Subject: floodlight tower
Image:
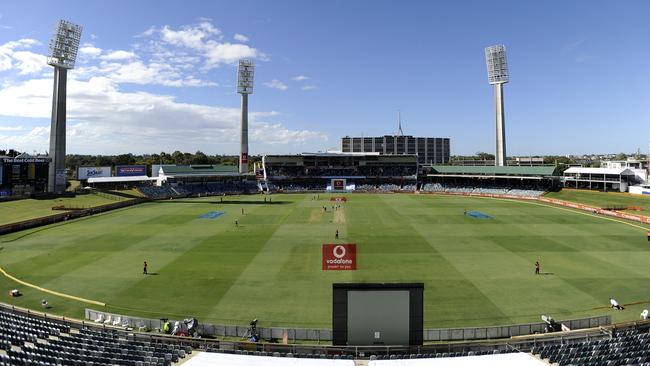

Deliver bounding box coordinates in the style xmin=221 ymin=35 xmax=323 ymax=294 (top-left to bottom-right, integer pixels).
xmin=47 ymin=20 xmax=82 ymax=193
xmin=485 ymin=44 xmax=509 ymax=166
xmin=237 ymin=59 xmax=254 ymax=174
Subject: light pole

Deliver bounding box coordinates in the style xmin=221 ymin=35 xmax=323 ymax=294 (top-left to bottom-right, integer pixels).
xmin=237 ymin=59 xmax=254 ymax=174
xmin=47 ymin=20 xmax=82 ymax=193
xmin=485 ymin=44 xmax=509 ymax=167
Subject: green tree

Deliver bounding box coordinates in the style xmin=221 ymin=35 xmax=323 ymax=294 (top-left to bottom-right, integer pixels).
xmin=543 ymin=156 xmax=573 ymax=165
xmin=475 ymin=152 xmax=495 ymax=160
xmin=191 ymin=151 xmax=210 ymax=164
xmin=115 ymin=153 xmax=135 ymax=165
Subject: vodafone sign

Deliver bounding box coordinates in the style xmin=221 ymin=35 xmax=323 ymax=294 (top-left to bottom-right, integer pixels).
xmin=322 ymin=244 xmax=357 ymax=270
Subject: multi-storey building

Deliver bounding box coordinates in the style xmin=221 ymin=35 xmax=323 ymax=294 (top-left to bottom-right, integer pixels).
xmin=340 ymin=135 xmax=450 ymax=165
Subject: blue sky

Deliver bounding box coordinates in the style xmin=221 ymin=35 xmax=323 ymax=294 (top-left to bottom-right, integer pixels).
xmin=0 ymin=0 xmax=648 ymax=156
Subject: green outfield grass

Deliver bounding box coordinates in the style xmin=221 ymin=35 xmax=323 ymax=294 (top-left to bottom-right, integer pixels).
xmin=1 ymin=193 xmax=649 ymax=330
xmin=0 ymin=192 xmax=135 ymax=226
xmin=546 ymin=189 xmax=650 ymax=217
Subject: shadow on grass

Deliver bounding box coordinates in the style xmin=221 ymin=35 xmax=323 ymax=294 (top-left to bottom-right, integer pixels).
xmin=150 ymin=200 xmax=290 ymax=205
xmin=1 ymin=222 xmax=72 ymax=243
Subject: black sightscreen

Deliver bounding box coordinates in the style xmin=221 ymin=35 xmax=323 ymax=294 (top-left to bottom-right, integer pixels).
xmin=332 ymin=283 xmax=423 ymax=346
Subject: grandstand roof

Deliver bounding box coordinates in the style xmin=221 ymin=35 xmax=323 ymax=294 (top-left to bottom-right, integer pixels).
xmin=160 ymin=164 xmax=239 ymax=177
xmin=428 ymin=165 xmax=557 ymax=176
xmin=267 ymin=152 xmax=412 ymax=157
xmin=563 ymin=167 xmax=635 ymax=175
xmin=87 ymin=176 xmax=156 ymax=183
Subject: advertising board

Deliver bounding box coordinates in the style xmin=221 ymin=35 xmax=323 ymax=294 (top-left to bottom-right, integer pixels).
xmin=323 ymin=244 xmax=356 ymax=270
xmin=116 ymin=165 xmax=146 ymax=177
xmin=331 ymin=179 xmax=346 ymax=191
xmin=77 ymin=166 xmax=111 ymax=180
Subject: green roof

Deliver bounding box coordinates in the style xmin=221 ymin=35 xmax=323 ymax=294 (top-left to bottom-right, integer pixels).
xmin=429 ymin=165 xmax=556 ymax=176
xmin=161 ymin=165 xmax=238 ymax=175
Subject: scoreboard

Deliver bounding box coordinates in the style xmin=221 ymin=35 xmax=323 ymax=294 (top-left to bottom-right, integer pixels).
xmin=331 ymin=179 xmax=346 ymax=191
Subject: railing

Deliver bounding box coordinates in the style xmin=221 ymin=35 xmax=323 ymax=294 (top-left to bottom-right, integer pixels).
xmin=85 ymin=308 xmax=609 ymax=342
xmin=0 ymin=302 xmax=637 ymax=359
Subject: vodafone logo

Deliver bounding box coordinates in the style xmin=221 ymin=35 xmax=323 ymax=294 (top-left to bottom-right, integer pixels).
xmin=323 ymin=244 xmax=356 ymax=270
xmin=333 ymin=245 xmax=346 ymax=258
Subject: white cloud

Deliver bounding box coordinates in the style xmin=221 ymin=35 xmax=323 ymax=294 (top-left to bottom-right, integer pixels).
xmin=203 ymin=41 xmax=257 ymax=67
xmin=0 ymin=125 xmax=23 ymax=131
xmin=156 ymin=21 xmax=260 ymax=68
xmin=0 ymin=51 xmax=13 ymax=71
xmin=250 ymin=122 xmax=327 ymax=144
xmin=161 ymin=21 xmax=221 ymax=49
xmin=0 ymin=77 xmax=326 ymax=154
xmin=301 ymin=85 xmax=317 ymax=91
xmin=264 ymin=79 xmax=288 ymax=91
xmin=28 ymin=126 xmax=49 ymax=137
xmin=233 ymin=33 xmax=249 ymax=42
xmin=96 ymin=60 xmax=215 ymax=87
xmin=12 ymin=51 xmax=47 ymax=75
xmin=0 ymin=126 xmax=49 ymax=149
xmin=100 ymin=50 xmax=136 ymax=61
xmin=138 ymin=26 xmax=156 ymax=38
xmin=292 ymin=75 xmax=310 ymax=81
xmin=73 ymin=40 xmax=214 ymax=87
xmin=0 ymin=39 xmax=39 ymax=72
xmin=79 ymin=45 xmax=102 ymax=58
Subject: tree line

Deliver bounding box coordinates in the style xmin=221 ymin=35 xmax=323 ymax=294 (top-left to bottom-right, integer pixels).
xmin=65 ymin=151 xmax=262 ymax=170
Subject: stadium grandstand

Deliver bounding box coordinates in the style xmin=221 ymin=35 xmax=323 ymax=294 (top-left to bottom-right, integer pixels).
xmin=134 ymin=164 xmax=258 ymax=199
xmin=5 ymin=303 xmax=650 ymax=365
xmin=563 ymin=167 xmax=638 ymax=192
xmin=87 ymin=176 xmax=157 ymax=190
xmin=422 ymin=165 xmax=560 ymax=197
xmin=261 ymin=153 xmax=418 ymax=192
xmin=6 ymin=7 xmax=650 ymax=366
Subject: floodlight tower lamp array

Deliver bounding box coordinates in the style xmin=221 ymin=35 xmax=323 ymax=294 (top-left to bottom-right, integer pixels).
xmin=47 ymin=19 xmax=82 ymax=193
xmin=237 ymin=59 xmax=254 ymax=174
xmin=485 ymin=44 xmax=509 ymax=167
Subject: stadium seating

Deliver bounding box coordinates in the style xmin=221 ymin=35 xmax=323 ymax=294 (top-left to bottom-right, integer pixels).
xmin=532 ymin=328 xmax=650 ymax=366
xmin=138 ymin=181 xmax=259 ymax=199
xmin=365 ymin=352 xmax=546 ymax=365
xmin=266 ymin=182 xmax=279 ymax=192
xmin=183 ymin=352 xmax=356 ymax=365
xmin=420 ymin=183 xmax=545 ymax=197
xmin=278 ymin=183 xmax=327 ymax=192
xmin=402 ymin=184 xmax=417 ymax=192
xmin=5 ymin=302 xmax=650 ymax=366
xmin=346 ymin=183 xmax=415 ymax=192
xmin=0 ymin=308 xmax=184 ymax=365
xmin=138 ymin=185 xmax=179 ymax=199
xmin=376 ymin=183 xmax=401 ymax=192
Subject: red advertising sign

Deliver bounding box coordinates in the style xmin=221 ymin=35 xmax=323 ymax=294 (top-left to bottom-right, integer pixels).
xmin=333 ymin=179 xmax=345 ymax=190
xmin=241 ymin=152 xmax=248 ymax=164
xmin=322 ymin=244 xmax=357 ymax=270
